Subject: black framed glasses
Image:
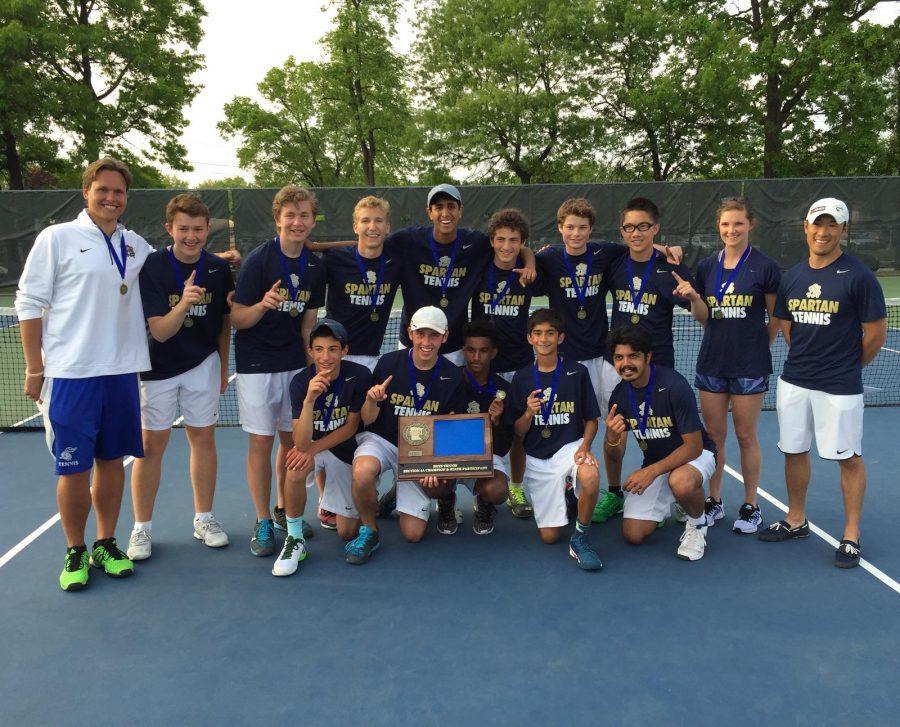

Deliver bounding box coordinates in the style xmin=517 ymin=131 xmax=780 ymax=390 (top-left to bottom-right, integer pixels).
xmin=621 ymin=222 xmax=654 ymax=233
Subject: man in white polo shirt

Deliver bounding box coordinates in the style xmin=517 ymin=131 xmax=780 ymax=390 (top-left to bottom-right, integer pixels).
xmin=16 ymin=157 xmax=153 ymax=591
xmin=761 ymin=198 xmax=886 ymax=568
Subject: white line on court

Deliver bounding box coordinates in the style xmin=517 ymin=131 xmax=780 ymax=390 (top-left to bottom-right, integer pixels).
xmin=0 ymin=374 xmax=235 ymax=570
xmin=724 ymin=464 xmax=900 ymax=596
xmin=882 ymin=347 xmax=900 ymax=354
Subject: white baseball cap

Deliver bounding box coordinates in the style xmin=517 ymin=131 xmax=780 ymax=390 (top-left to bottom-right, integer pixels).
xmin=409 ymin=306 xmax=448 ymax=334
xmin=806 ymin=198 xmax=849 ymax=225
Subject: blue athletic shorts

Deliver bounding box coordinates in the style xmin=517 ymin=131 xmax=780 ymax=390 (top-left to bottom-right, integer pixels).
xmin=45 ymin=374 xmax=143 ymax=475
xmin=694 ymin=373 xmax=768 ymax=396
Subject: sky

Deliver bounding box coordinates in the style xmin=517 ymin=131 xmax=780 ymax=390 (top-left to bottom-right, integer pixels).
xmin=171 ymin=0 xmax=897 ymax=186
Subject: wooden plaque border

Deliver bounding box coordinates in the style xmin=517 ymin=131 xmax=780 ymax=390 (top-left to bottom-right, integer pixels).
xmin=397 ymin=413 xmax=493 ymax=480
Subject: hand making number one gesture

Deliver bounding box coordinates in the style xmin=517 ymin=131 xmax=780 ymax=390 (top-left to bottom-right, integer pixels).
xmin=367 ymin=374 xmax=393 ymax=403
xmin=261 ymin=279 xmax=285 ymax=311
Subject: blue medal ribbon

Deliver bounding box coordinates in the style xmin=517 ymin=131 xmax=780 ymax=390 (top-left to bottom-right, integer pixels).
xmin=625 ymin=250 xmax=656 ymax=316
xmin=464 ymin=369 xmax=497 ymax=399
xmin=354 ymin=249 xmax=386 ymax=313
xmin=167 ymin=247 xmax=206 ymax=291
xmin=428 ymin=231 xmax=460 ymax=303
xmin=626 ymin=364 xmax=656 ymax=441
xmin=312 ymin=365 xmax=343 ymax=431
xmin=532 ymin=356 xmax=563 ymax=427
xmin=487 ymin=259 xmax=519 ymax=315
xmin=99 ymin=226 xmax=127 ymax=284
xmin=276 ymin=236 xmax=308 ymax=305
xmin=714 ymin=245 xmax=751 ymax=305
xmin=407 ymin=351 xmax=443 ymax=413
xmin=562 ymin=248 xmax=594 ymax=313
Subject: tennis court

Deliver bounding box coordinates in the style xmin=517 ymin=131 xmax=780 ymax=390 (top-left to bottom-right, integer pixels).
xmin=1 ymin=301 xmax=900 ymax=724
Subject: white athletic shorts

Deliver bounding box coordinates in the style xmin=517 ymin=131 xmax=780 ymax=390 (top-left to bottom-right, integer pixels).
xmin=355 ymin=431 xmax=432 ymax=522
xmin=524 ymin=439 xmax=590 ymax=529
xmin=776 ymin=378 xmax=863 ymax=460
xmin=140 ymin=352 xmax=220 ymax=430
xmin=396 ymin=341 xmax=464 ymax=366
xmin=458 ymin=454 xmax=509 ymax=493
xmin=236 ymin=369 xmax=301 ymax=435
xmin=344 ymin=354 xmax=378 ymax=372
xmin=580 ymin=356 xmax=620 ymax=417
xmin=310 ymin=450 xmax=357 ymax=518
xmin=623 ymin=449 xmax=716 ymax=522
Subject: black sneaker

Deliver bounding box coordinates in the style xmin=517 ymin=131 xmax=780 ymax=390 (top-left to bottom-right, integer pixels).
xmin=473 ymin=496 xmax=496 ymax=536
xmin=834 ymin=539 xmax=861 ymax=569
xmin=376 ymin=483 xmax=397 ymax=519
xmin=437 ymin=492 xmax=459 ymax=535
xmin=758 ymin=519 xmax=810 ymax=542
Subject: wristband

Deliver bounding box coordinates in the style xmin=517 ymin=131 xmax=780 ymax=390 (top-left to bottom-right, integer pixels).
xmin=605 ymin=434 xmax=623 ymax=447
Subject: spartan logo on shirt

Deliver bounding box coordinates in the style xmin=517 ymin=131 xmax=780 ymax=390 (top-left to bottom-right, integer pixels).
xmin=704 ymin=280 xmax=750 ymax=319
xmin=415 ymin=382 xmax=426 ymax=398
xmin=126 ymin=244 xmax=135 ymax=258
xmin=787 ymin=282 xmax=840 ymax=325
xmin=313 ymin=393 xmax=349 ymax=432
xmin=366 ymin=270 xmax=377 ymax=284
xmin=168 ymin=291 xmax=213 ymax=318
xmin=419 ymin=254 xmax=466 ymax=288
xmin=290 ymin=273 xmax=301 ymax=289
xmin=615 ymin=275 xmax=658 ymax=314
xmin=625 ymin=401 xmax=674 ymax=442
xmin=467 ymin=400 xmax=481 ymax=414
xmin=279 ymin=287 xmax=312 ymax=315
xmin=439 ymin=255 xmax=451 ymax=268
xmin=478 ymin=277 xmax=525 ymax=316
xmin=344 ymin=269 xmax=390 ymax=306
xmin=632 ymin=276 xmax=643 ymax=291
xmin=559 ymin=259 xmax=601 ymax=299
xmin=533 ymin=388 xmax=574 ymax=427
xmin=57 ymin=446 xmax=80 ymax=467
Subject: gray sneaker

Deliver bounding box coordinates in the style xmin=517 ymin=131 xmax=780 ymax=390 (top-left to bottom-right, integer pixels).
xmin=194 ymin=516 xmax=229 ymax=548
xmin=127 ymin=528 xmax=152 ymax=561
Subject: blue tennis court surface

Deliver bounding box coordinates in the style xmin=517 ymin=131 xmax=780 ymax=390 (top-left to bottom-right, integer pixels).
xmin=2 ymin=409 xmax=899 ymax=725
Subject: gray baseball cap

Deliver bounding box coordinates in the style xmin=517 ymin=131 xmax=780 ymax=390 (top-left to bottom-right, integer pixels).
xmin=309 ymin=318 xmax=349 ymax=346
xmin=427 ymin=183 xmax=462 ymax=207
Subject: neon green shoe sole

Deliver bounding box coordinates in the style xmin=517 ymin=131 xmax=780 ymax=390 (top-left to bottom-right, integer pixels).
xmin=506 ymin=485 xmax=533 ymax=519
xmin=592 ymin=491 xmax=624 ymax=523
xmin=60 ymin=548 xmax=90 ymax=591
xmin=90 ymin=539 xmax=134 ymax=578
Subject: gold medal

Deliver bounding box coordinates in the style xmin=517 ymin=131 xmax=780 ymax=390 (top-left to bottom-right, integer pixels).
xmin=713 ymin=309 xmax=724 ymax=319
xmin=541 ymin=427 xmax=552 ymax=438
xmin=119 ymin=283 xmax=128 ymax=295
xmin=289 ymin=308 xmax=300 ymax=318
xmin=439 ymin=296 xmax=449 ymax=308
xmin=638 ymin=439 xmax=648 ymax=451
xmin=631 ymin=314 xmax=640 ymax=324
xmin=577 ymin=308 xmax=587 ymax=320
xmin=183 ymin=317 xmax=194 ymax=328
xmin=370 ymin=310 xmax=379 ymax=322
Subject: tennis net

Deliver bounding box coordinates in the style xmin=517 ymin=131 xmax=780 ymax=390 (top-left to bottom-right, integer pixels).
xmin=2 ymin=302 xmax=899 ymax=430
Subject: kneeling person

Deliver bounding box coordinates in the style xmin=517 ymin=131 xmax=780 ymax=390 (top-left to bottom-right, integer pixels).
xmin=438 ymin=320 xmax=512 ymax=536
xmin=274 ymin=320 xmax=371 ymax=575
xmin=347 ymin=306 xmax=466 ymax=563
xmin=604 ymin=325 xmax=717 ymax=561
xmin=508 ymin=309 xmax=603 ymax=570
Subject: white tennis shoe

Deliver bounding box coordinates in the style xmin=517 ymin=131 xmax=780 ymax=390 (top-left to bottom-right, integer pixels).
xmin=676 ymin=521 xmax=708 ymax=561
xmin=127 ymin=528 xmax=152 ymax=560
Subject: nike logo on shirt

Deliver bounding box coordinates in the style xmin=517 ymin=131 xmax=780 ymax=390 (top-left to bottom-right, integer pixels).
xmin=462 ymin=244 xmax=472 ymax=250
xmin=567 ymin=371 xmax=578 ymax=376
xmin=345 ymin=376 xmax=355 ymax=381
xmin=80 ymin=248 xmax=91 ymax=253
xmin=439 ymin=376 xmax=452 ymax=381
xmin=208 ymin=268 xmax=219 ymax=273
xmin=837 ymin=269 xmax=850 ymax=274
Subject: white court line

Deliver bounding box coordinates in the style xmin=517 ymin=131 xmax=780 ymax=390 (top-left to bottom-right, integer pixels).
xmin=724 ymin=464 xmax=900 ymax=596
xmin=0 ymin=374 xmax=235 ymax=570
xmin=882 ymin=347 xmax=900 ymax=354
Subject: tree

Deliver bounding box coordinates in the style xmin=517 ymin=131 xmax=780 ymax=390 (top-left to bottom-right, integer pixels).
xmin=36 ymin=0 xmax=205 ymax=172
xmin=220 ymin=0 xmax=413 ymax=187
xmin=414 ymin=0 xmax=603 ymax=184
xmin=196 ymin=176 xmax=252 ymax=189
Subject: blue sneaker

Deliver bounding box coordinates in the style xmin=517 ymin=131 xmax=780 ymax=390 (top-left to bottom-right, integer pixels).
xmin=345 ymin=525 xmax=380 ymax=565
xmin=568 ymin=533 xmax=603 ymax=571
xmin=250 ymin=518 xmax=276 ymax=557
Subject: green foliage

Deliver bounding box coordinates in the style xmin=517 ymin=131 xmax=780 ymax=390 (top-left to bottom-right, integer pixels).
xmin=220 ymin=0 xmax=414 ymax=187
xmin=195 ymin=176 xmax=252 ymax=189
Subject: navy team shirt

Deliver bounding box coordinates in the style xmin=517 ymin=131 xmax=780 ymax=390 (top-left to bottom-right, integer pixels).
xmin=460 ymin=368 xmax=513 ymax=457
xmin=608 ymin=364 xmax=716 ymax=469
xmin=366 ymin=349 xmax=467 ymax=446
xmin=323 ymin=242 xmax=402 ymax=357
xmin=774 ymin=253 xmax=886 ymax=395
xmin=289 ymin=360 xmax=371 ymax=465
xmin=695 ymin=248 xmax=781 ymax=379
xmin=470 ymin=258 xmax=543 ymax=373
xmin=507 ymin=357 xmax=600 ymax=459
xmin=232 ymin=238 xmax=326 ymax=373
xmin=139 ymin=248 xmax=234 ymax=381
xmin=537 ymin=243 xmax=628 ymax=361
xmin=604 ymin=253 xmax=692 ymax=368
xmin=392 ymin=226 xmax=492 ymax=353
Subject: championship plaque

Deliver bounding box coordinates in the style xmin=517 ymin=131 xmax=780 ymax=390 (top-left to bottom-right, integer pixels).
xmin=397 ymin=413 xmax=493 ymax=480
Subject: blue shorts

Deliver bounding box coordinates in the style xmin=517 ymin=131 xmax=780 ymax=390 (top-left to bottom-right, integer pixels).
xmin=44 ymin=374 xmax=143 ymax=475
xmin=694 ymin=373 xmax=768 ymax=396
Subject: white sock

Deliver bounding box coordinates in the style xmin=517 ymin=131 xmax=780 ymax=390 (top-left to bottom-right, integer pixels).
xmin=194 ymin=512 xmax=212 ymax=523
xmin=687 ymin=513 xmax=706 ymax=528
xmin=510 ymin=481 xmax=523 ymax=489
xmin=133 ymin=521 xmax=152 ymax=532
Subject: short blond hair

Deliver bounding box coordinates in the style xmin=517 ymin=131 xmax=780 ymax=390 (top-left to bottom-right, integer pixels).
xmin=82 ymin=157 xmax=132 ymax=191
xmin=272 ymin=184 xmax=318 ymax=219
xmin=353 ymin=195 xmax=390 ymax=223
